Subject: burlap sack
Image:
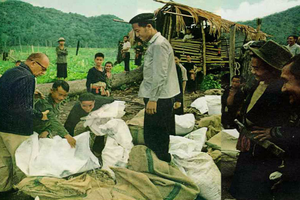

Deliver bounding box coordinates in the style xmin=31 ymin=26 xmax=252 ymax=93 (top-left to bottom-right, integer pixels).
xmin=197 ymin=115 xmax=222 ymax=140
xmin=16 ymin=169 xmax=115 ymax=200
xmin=111 ymin=145 xmax=200 ymax=200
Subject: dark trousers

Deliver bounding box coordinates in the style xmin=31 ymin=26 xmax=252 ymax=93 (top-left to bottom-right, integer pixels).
xmin=230 ymin=151 xmax=280 ymax=200
xmin=124 ymin=52 xmax=130 ymax=72
xmin=57 ymin=63 xmax=67 ymax=78
xmin=174 ymin=92 xmax=184 ymax=115
xmin=143 ymin=98 xmax=175 ymax=162
xmin=92 ymin=135 xmax=105 ymax=155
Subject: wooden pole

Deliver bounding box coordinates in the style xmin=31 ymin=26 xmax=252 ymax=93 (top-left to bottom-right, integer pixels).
xmin=113 ymin=19 xmax=130 ymax=24
xmin=163 ymin=11 xmax=193 ymax=18
xmin=168 ymin=15 xmax=172 ymax=42
xmin=19 ymin=36 xmax=22 ymax=52
xmin=229 ymin=24 xmax=236 ymax=82
xmin=162 ymin=15 xmax=168 ymax=37
xmin=255 ymin=18 xmax=262 ymax=41
xmin=201 ymin=22 xmax=206 ymax=75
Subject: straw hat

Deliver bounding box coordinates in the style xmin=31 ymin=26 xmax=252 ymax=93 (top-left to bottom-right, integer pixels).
xmin=250 ymin=40 xmax=292 ymax=70
xmin=58 ymin=37 xmax=65 ymax=42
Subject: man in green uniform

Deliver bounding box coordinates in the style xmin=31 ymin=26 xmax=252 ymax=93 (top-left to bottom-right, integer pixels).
xmin=34 ymin=80 xmax=76 ymax=147
xmin=56 ymin=37 xmax=68 ymax=79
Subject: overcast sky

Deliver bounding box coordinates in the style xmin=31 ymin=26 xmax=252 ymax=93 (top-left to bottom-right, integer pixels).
xmin=21 ymin=0 xmax=300 ymax=22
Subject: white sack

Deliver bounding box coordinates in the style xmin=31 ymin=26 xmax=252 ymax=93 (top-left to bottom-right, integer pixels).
xmin=170 ymin=135 xmax=221 ymax=200
xmin=184 ymin=127 xmax=207 ymax=150
xmin=84 ymin=103 xmax=134 ymax=178
xmin=97 ymin=119 xmax=134 ymax=175
xmin=175 ymin=113 xmax=195 ymax=135
xmin=191 ymin=97 xmax=208 ymax=114
xmin=205 ymin=95 xmax=221 ymax=115
xmin=126 ymin=109 xmax=144 ymax=127
xmin=16 ymin=132 xmax=100 ymax=178
xmin=207 ymin=129 xmax=240 ymax=153
xmin=84 ymin=101 xmax=126 ymax=135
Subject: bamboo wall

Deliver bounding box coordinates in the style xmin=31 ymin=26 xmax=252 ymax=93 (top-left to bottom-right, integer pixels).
xmin=171 ymin=38 xmax=230 ymax=65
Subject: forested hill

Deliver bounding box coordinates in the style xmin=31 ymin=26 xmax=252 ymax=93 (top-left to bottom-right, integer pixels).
xmin=238 ymin=5 xmax=300 ymax=45
xmin=0 ymin=1 xmax=131 ymax=48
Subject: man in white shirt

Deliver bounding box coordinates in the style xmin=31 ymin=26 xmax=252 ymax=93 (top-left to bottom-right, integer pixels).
xmin=122 ymin=35 xmax=131 ymax=72
xmin=286 ymin=35 xmax=300 ymax=56
xmin=129 ymin=13 xmax=180 ymax=162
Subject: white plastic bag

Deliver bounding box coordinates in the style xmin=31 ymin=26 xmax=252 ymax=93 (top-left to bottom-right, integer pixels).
xmin=205 ymin=95 xmax=221 ymax=115
xmin=191 ymin=97 xmax=208 ymax=114
xmin=175 ymin=113 xmax=195 ymax=135
xmin=84 ymin=101 xmax=126 ymax=136
xmin=16 ymin=132 xmax=100 ymax=178
xmin=207 ymin=129 xmax=240 ymax=152
xmin=169 ymin=135 xmax=221 ymax=200
xmin=184 ymin=127 xmax=207 ymax=150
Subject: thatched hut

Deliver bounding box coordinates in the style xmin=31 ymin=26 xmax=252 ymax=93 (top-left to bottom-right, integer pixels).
xmin=153 ymin=0 xmax=268 ymax=75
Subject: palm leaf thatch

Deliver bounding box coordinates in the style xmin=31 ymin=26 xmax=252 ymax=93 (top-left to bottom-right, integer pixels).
xmin=154 ymin=0 xmax=268 ymax=40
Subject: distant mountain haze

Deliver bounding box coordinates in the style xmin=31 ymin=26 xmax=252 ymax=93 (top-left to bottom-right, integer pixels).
xmin=0 ymin=1 xmax=300 ymax=49
xmin=0 ymin=1 xmax=131 ymax=48
xmin=238 ymin=5 xmax=300 ymax=45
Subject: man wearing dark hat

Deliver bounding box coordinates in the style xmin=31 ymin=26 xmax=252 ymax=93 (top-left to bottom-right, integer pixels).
xmin=129 ymin=13 xmax=180 ymax=162
xmin=230 ymin=40 xmax=293 ymax=200
xmin=250 ymin=54 xmax=300 ymax=199
xmin=56 ymin=37 xmax=68 ymax=80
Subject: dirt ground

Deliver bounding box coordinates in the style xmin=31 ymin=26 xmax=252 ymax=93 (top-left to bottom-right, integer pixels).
xmin=0 ymin=86 xmax=234 ymax=200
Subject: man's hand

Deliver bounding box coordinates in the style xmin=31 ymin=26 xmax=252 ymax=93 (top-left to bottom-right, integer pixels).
xmin=100 ymin=87 xmax=106 ymax=96
xmin=252 ymin=127 xmax=272 ymax=141
xmin=146 ymin=101 xmax=157 ymax=115
xmin=173 ymin=102 xmax=181 ymax=109
xmin=34 ymin=89 xmax=45 ymax=99
xmin=64 ymin=134 xmax=76 ymax=148
xmin=41 ymin=110 xmax=49 ymax=121
xmin=190 ymin=73 xmax=195 ymax=81
xmin=229 ymin=88 xmax=238 ymax=96
xmin=39 ymin=131 xmax=49 ymax=138
xmin=106 ymin=90 xmax=110 ymax=97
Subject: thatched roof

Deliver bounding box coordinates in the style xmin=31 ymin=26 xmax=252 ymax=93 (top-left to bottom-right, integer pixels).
xmin=154 ymin=0 xmax=268 ymax=40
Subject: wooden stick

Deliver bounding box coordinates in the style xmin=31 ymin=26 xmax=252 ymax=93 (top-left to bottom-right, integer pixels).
xmin=201 ymin=23 xmax=206 ymax=75
xmin=168 ymin=14 xmax=172 ymax=42
xmin=163 ymin=11 xmax=194 ymax=18
xmin=113 ymin=19 xmax=130 ymax=24
xmin=229 ymin=25 xmax=236 ymax=81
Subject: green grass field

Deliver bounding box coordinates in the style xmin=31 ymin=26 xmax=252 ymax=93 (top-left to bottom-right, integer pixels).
xmin=0 ymin=46 xmax=138 ymax=84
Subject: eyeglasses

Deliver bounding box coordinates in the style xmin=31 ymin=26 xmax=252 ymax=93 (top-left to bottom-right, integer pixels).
xmin=31 ymin=59 xmax=47 ymax=72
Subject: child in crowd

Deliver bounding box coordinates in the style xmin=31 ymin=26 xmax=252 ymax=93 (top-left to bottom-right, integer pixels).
xmin=104 ymin=61 xmax=113 ymax=93
xmin=221 ymin=75 xmax=245 ymax=128
xmin=184 ymin=55 xmax=198 ymax=94
xmin=134 ymin=41 xmax=144 ymax=67
xmin=86 ymin=53 xmax=111 ymax=97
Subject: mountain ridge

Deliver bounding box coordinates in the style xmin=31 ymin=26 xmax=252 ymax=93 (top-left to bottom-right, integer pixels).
xmin=0 ymin=1 xmax=131 ymax=48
